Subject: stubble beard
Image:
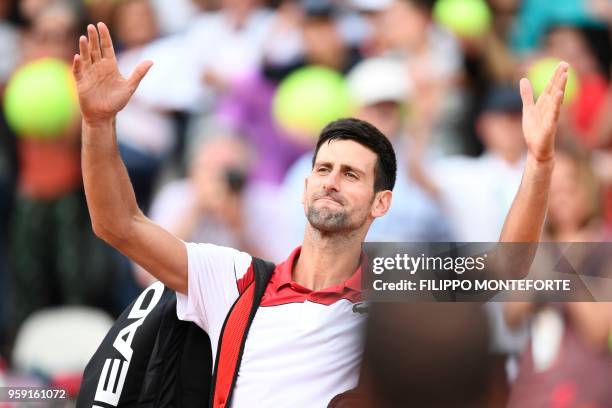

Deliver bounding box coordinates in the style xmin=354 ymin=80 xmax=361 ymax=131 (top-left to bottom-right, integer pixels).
xmin=306 ymin=205 xmax=349 ymax=232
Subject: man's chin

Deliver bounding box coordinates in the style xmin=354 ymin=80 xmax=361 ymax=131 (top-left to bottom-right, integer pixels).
xmin=306 ymin=208 xmax=347 ymax=232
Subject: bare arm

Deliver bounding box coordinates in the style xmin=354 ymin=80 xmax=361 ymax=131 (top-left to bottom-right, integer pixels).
xmin=500 ymin=63 xmax=569 ymax=242
xmin=74 ymin=23 xmax=187 ymax=293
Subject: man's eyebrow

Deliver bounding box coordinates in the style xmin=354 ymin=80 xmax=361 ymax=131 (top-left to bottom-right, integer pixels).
xmin=341 ymin=164 xmax=366 ymax=176
xmin=313 ymin=161 xmax=332 ymax=168
xmin=313 ymin=161 xmax=366 ymax=176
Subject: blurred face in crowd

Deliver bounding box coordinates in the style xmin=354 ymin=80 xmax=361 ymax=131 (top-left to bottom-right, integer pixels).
xmin=220 ymin=0 xmax=260 ymax=23
xmin=115 ymin=0 xmax=158 ymax=48
xmin=19 ymin=0 xmax=50 ymax=21
xmin=357 ymin=102 xmax=402 ymax=138
xmin=477 ymin=112 xmax=525 ymax=163
xmin=379 ymin=0 xmax=430 ymax=51
xmin=303 ymin=140 xmax=388 ymax=234
xmin=303 ymin=17 xmax=345 ymax=70
xmin=24 ymin=4 xmax=78 ymax=61
xmin=545 ymin=26 xmax=598 ymax=76
xmin=548 ymin=152 xmax=597 ymax=235
xmin=190 ymin=136 xmax=250 ymax=213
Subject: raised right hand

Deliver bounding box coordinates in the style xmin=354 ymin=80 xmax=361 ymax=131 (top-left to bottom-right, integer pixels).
xmin=72 ymin=22 xmax=153 ymax=124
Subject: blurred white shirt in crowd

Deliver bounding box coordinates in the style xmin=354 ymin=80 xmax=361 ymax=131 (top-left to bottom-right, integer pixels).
xmin=134 ymin=9 xmax=275 ymax=112
xmin=151 ymin=0 xmax=200 ymax=36
xmin=116 ymin=48 xmax=176 ymax=157
xmin=431 ymin=153 xmax=524 ymax=241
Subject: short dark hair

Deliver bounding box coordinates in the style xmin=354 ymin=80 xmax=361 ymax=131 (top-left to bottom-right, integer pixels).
xmin=312 ymin=118 xmax=397 ymax=192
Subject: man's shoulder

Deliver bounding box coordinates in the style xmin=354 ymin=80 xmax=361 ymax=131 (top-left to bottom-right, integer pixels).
xmin=185 ymin=242 xmax=254 ymax=280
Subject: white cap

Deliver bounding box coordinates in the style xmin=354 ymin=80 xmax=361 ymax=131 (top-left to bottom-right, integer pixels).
xmin=349 ymin=0 xmax=393 ymax=12
xmin=346 ymin=57 xmax=412 ymax=107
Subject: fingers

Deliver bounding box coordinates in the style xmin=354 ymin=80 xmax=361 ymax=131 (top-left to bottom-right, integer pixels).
xmin=78 ymin=35 xmax=90 ymax=68
xmin=542 ymin=62 xmax=569 ymax=99
xmin=554 ymin=62 xmax=569 ymax=93
xmin=127 ymin=60 xmax=154 ymax=92
xmin=550 ymin=72 xmax=568 ymax=122
xmin=541 ymin=63 xmax=561 ymax=97
xmin=519 ymin=78 xmax=534 ymax=109
xmin=87 ymin=24 xmax=102 ymax=63
xmin=72 ymin=54 xmax=82 ymax=80
xmin=97 ymin=22 xmax=116 ymax=60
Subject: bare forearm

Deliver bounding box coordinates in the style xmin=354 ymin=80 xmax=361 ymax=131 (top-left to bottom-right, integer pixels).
xmin=82 ymin=118 xmax=141 ymax=242
xmin=500 ymin=155 xmax=554 ymax=242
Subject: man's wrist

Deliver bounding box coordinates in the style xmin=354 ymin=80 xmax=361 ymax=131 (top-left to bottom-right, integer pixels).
xmin=83 ymin=117 xmax=115 ymax=130
xmin=526 ymin=153 xmax=555 ymax=170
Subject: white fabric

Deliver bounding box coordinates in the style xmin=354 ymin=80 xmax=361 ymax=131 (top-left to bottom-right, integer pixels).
xmin=149 ymin=180 xmax=241 ymax=247
xmin=176 ymin=243 xmax=365 ymax=408
xmin=12 ymin=307 xmax=114 ymax=376
xmin=135 ymin=10 xmax=275 ymax=112
xmin=116 ymin=48 xmax=176 ymax=156
xmin=431 ymin=153 xmax=524 ymax=241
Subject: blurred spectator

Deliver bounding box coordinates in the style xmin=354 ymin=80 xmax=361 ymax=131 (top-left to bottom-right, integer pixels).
xmin=506 ymin=145 xmax=612 ymax=408
xmin=509 ymin=0 xmax=608 ymax=54
xmin=329 ymin=303 xmax=497 ymax=407
xmin=112 ymin=0 xmax=176 ymax=211
xmin=132 ymin=0 xmax=275 ymax=114
xmin=150 ymin=0 xmax=213 ymax=36
xmin=543 ymin=25 xmax=611 ymax=148
xmin=0 ymin=0 xmax=19 ymax=84
xmin=425 ymin=86 xmax=537 ymax=388
xmin=546 ymin=142 xmax=609 ymax=241
xmin=19 ymin=0 xmax=53 ymax=22
xmin=455 ymin=0 xmax=521 ymax=157
xmin=7 ymin=3 xmax=115 ymax=340
xmin=134 ymin=132 xmax=263 ymax=286
xmin=430 ymin=86 xmax=525 ymax=241
xmin=377 ymin=0 xmax=466 ymax=156
xmin=0 ymin=0 xmax=19 ymax=353
xmin=217 ymin=0 xmax=363 ymax=185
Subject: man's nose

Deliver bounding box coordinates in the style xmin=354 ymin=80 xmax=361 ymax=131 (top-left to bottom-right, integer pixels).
xmin=322 ymin=170 xmax=341 ymax=192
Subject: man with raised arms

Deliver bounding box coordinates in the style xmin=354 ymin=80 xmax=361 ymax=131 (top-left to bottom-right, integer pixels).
xmin=73 ymin=22 xmax=568 ymax=407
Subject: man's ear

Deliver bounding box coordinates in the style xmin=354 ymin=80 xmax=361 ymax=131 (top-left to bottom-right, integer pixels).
xmin=371 ymin=190 xmax=392 ymax=218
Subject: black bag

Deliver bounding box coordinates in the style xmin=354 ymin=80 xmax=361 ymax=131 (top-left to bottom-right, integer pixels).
xmin=77 ymin=258 xmax=276 ymax=408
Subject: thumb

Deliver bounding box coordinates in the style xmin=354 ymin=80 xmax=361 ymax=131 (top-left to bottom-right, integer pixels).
xmin=127 ymin=60 xmax=153 ymax=92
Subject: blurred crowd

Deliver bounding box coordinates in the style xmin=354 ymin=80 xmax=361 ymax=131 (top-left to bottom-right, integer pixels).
xmin=0 ymin=0 xmax=611 ymax=405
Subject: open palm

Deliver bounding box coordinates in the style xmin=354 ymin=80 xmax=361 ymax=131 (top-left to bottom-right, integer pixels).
xmin=72 ymin=23 xmax=153 ymax=123
xmin=520 ymin=62 xmax=569 ymax=162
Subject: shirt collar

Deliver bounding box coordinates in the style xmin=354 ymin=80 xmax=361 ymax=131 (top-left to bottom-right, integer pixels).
xmin=272 ymin=246 xmax=363 ymax=294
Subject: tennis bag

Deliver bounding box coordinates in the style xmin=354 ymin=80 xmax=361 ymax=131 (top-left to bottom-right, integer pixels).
xmin=76 ymin=257 xmax=276 ymax=408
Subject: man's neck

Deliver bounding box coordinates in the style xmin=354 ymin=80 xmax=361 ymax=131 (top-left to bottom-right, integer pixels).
xmin=292 ymin=226 xmax=364 ymax=291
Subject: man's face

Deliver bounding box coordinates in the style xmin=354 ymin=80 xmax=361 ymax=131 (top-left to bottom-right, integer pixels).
xmin=303 ymin=139 xmax=390 ymax=233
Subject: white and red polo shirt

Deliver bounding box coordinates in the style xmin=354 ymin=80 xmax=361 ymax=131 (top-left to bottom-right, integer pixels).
xmin=176 ymin=243 xmax=366 ymax=407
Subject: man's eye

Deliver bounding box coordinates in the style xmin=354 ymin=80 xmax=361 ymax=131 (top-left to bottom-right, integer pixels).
xmin=317 ymin=167 xmax=330 ymax=173
xmin=346 ymin=172 xmax=358 ymax=179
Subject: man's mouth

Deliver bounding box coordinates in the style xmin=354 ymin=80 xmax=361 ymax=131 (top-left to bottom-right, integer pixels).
xmin=316 ymin=196 xmax=342 ymax=206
